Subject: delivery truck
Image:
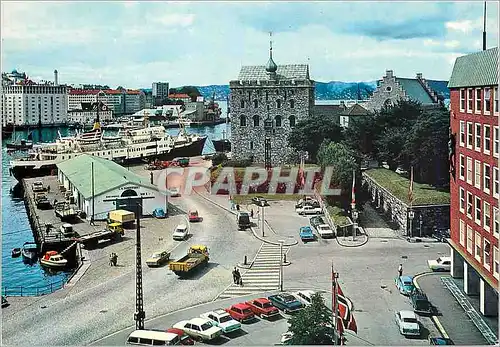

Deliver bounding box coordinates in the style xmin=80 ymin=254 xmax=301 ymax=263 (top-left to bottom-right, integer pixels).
xmin=108 ymin=210 xmax=135 ymax=228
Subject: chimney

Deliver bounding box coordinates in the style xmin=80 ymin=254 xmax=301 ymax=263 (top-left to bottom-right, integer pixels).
xmin=416 ymin=73 xmax=423 ymax=79
xmin=54 ymin=69 xmax=58 ymax=86
xmin=386 ymin=70 xmax=393 ymax=78
xmin=340 ymin=101 xmax=345 ymax=108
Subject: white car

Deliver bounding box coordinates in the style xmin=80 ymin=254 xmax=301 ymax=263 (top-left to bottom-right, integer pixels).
xmin=317 ymin=224 xmax=335 ymax=238
xmin=200 ymin=309 xmax=241 ymax=334
xmin=173 ymin=317 xmax=222 ymax=341
xmin=395 ymin=310 xmax=420 ymax=337
xmin=294 ymin=290 xmax=316 ymax=306
xmin=168 ymin=187 xmax=181 ymax=197
xmin=296 ymin=205 xmax=322 ymax=215
xmin=281 ymin=331 xmax=293 ymax=344
xmin=427 ymin=256 xmax=451 ymax=272
xmin=172 ymin=224 xmax=189 ymax=241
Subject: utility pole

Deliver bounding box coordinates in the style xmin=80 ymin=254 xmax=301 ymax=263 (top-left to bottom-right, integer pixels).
xmin=91 ymin=162 xmax=95 ymax=221
xmin=103 ymin=195 xmax=154 ymax=330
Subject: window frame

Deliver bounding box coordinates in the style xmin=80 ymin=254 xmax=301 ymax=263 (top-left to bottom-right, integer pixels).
xmin=494 ymin=87 xmax=499 ymax=115
xmin=474 ymin=159 xmax=481 ymax=189
xmin=484 ymin=239 xmax=491 ymax=271
xmin=467 ymin=88 xmax=474 ymax=113
xmin=484 ymin=124 xmax=491 ymax=155
xmin=460 ymin=88 xmax=466 ymax=112
xmin=466 ymin=157 xmax=473 ymax=184
xmin=494 ymin=126 xmax=499 ymax=158
xmin=484 ymin=201 xmax=491 ymax=232
xmin=484 ymin=87 xmax=491 ymax=115
xmin=475 ymin=88 xmax=482 ymax=114
xmin=475 ymin=196 xmax=481 ymax=225
xmin=467 ymin=122 xmax=473 ymax=149
xmin=459 ymin=187 xmax=465 ymax=213
xmin=475 ymin=123 xmax=481 ymax=152
xmin=459 ymin=219 xmax=465 ymax=246
xmin=466 ymin=191 xmax=473 ymax=219
xmin=459 ymin=121 xmax=465 ymax=146
xmin=484 ymin=163 xmax=491 ymax=194
xmin=459 ymin=154 xmax=465 ymax=180
xmin=494 ymin=167 xmax=499 ymax=198
xmin=475 ymin=232 xmax=481 ymax=261
xmin=467 ymin=225 xmax=473 ymax=253
xmin=494 ymin=246 xmax=499 ymax=279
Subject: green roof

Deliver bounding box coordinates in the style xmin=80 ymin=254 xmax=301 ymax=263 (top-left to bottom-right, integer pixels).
xmin=56 ymin=154 xmax=156 ymax=199
xmin=395 ymin=78 xmax=434 ymax=104
xmin=448 ymin=47 xmax=498 ymax=88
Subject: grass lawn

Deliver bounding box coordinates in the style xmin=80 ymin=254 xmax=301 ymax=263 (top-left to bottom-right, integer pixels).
xmin=327 ymin=205 xmax=350 ymax=226
xmin=364 ymin=168 xmax=450 ymax=205
xmin=232 ymin=193 xmax=302 ymax=204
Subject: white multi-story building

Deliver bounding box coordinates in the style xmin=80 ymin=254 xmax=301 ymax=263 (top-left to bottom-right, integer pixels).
xmin=68 ymin=89 xmax=100 ymax=110
xmin=1 ymin=84 xmax=68 ymax=126
xmin=67 ymin=102 xmax=113 ymax=124
xmin=152 ymin=82 xmax=169 ymax=98
xmin=68 ymin=89 xmax=144 ymax=115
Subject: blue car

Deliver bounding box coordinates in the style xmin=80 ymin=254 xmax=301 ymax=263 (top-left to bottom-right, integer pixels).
xmin=299 ymin=226 xmax=315 ymax=242
xmin=268 ymin=293 xmax=303 ymax=314
xmin=395 ymin=275 xmax=416 ymax=295
xmin=153 ymin=208 xmax=166 ymax=219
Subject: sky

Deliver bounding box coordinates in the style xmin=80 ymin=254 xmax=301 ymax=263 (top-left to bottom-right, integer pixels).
xmin=1 ymin=1 xmax=499 ymax=89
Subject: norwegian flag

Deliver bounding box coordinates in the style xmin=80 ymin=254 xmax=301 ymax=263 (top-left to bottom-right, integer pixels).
xmin=351 ymin=170 xmax=356 ymax=210
xmin=334 ymin=280 xmax=358 ymax=334
xmin=408 ymin=166 xmax=414 ymax=205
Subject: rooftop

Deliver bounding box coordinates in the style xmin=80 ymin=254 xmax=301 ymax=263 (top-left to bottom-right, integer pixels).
xmin=56 ymin=154 xmax=156 ymax=199
xmin=169 ymin=93 xmax=190 ymax=98
xmin=237 ymin=64 xmax=310 ymax=81
xmin=340 ymin=103 xmax=370 ymax=116
xmin=448 ymin=47 xmax=498 ymax=88
xmin=395 ymin=78 xmax=435 ymax=104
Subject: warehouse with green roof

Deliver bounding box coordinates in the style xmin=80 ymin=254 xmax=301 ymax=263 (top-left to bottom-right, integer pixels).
xmin=56 ymin=154 xmax=164 ymax=220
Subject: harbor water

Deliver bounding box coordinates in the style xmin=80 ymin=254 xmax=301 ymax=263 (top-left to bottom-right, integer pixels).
xmin=1 ymin=120 xmax=231 ymax=294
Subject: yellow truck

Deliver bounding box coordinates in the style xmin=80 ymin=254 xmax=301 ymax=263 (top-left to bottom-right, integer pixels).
xmin=108 ymin=210 xmax=135 ymax=228
xmin=169 ymin=245 xmax=209 ymax=277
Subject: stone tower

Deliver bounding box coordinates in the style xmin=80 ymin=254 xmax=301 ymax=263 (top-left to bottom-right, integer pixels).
xmin=229 ymin=35 xmax=315 ymax=166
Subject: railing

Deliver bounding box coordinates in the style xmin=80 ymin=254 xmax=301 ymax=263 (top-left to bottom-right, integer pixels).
xmin=2 ymin=276 xmax=69 ymax=297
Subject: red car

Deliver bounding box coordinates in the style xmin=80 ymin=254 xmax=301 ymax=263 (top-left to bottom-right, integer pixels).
xmin=189 ymin=210 xmax=202 ymax=222
xmin=246 ymin=298 xmax=280 ymax=318
xmin=225 ymin=303 xmax=255 ymax=323
xmin=166 ymin=328 xmax=195 ymax=345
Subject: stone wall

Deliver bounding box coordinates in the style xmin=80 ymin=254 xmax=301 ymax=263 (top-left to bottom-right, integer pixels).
xmin=229 ymin=79 xmax=314 ymax=165
xmin=363 ymin=172 xmax=450 ymax=236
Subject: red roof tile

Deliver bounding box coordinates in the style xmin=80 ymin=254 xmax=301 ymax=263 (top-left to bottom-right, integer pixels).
xmin=169 ymin=93 xmax=190 ymax=99
xmin=69 ymin=89 xmax=100 ymax=95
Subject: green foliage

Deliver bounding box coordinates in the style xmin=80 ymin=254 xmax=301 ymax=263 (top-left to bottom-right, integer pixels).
xmin=211 ymin=153 xmax=228 ymax=166
xmin=288 ymin=113 xmax=344 ymax=161
xmin=317 ymin=142 xmax=357 ymax=192
xmin=288 ymin=293 xmax=336 ymax=345
xmin=223 ymin=159 xmax=253 ymax=168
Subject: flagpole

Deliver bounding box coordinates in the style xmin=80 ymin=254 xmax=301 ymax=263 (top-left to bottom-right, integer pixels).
xmin=332 ymin=263 xmax=340 ymax=345
xmin=351 ymin=169 xmax=357 ymax=242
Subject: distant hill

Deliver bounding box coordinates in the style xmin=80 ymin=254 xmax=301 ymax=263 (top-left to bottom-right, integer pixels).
xmin=143 ymin=79 xmax=450 ymax=102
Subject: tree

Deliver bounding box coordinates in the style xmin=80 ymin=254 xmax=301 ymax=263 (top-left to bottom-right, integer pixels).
xmin=211 ymin=153 xmax=228 ymax=166
xmin=169 ymin=86 xmax=201 ymax=101
xmin=288 ymin=114 xmax=344 ymax=161
xmin=342 ymin=115 xmax=378 ymax=158
xmin=288 ymin=293 xmax=336 ymax=345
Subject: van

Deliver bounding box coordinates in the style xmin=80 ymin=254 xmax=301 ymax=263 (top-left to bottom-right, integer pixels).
xmin=126 ymin=330 xmax=180 ymax=346
xmin=237 ymin=212 xmax=251 ymax=230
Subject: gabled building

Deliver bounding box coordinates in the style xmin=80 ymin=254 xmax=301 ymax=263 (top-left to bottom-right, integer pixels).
xmin=339 ymin=103 xmax=370 ymax=128
xmin=364 ymin=70 xmax=447 ymax=111
xmin=448 ymin=47 xmax=498 ymax=318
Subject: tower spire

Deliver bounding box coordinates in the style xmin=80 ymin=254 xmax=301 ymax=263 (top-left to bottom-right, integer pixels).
xmin=266 ymin=31 xmax=277 ymax=74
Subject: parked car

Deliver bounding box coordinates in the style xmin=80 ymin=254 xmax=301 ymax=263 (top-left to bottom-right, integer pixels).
xmin=295 ymin=197 xmax=320 ymax=209
xmin=245 ymin=298 xmax=280 ymax=318
xmin=252 ymin=196 xmax=269 ymax=206
xmin=293 ymin=290 xmax=316 ymax=306
xmin=200 ymin=309 xmax=241 ymax=334
xmin=280 ymin=331 xmax=294 ymax=345
xmin=395 ymin=275 xmax=416 ymax=296
xmin=317 ymin=224 xmax=335 ymax=238
xmin=299 ymin=226 xmax=316 ymax=242
xmin=268 ymin=293 xmax=303 ymax=314
xmin=173 ymin=318 xmax=222 ymax=341
xmin=225 ymin=303 xmax=255 ymax=323
xmin=166 ymin=328 xmax=195 ymax=345
xmin=146 ymin=250 xmax=170 ymax=267
xmin=296 ymin=205 xmax=322 ymax=215
xmin=310 ymin=216 xmax=325 ymax=229
xmin=153 ymin=208 xmax=166 ymax=219
xmin=168 ymin=187 xmax=181 ymax=197
xmin=189 ymin=210 xmax=202 ymax=222
xmin=427 ymin=257 xmax=451 ymax=272
xmin=429 ymin=337 xmax=455 ymax=345
xmin=32 ymin=181 xmax=45 ymax=192
xmin=173 ymin=224 xmax=189 ymax=241
xmin=394 ymin=310 xmax=420 ymax=337
xmin=410 ymin=289 xmax=433 ymax=315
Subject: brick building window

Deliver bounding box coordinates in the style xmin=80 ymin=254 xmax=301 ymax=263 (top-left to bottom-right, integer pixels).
xmin=484 ymin=164 xmax=491 ymax=193
xmin=467 ymin=88 xmax=473 ymax=112
xmin=467 ymin=122 xmax=473 ymax=148
xmin=475 ymin=88 xmax=482 ymax=114
xmin=460 ymin=219 xmax=465 ymax=246
xmin=459 ymin=187 xmax=465 ymax=212
xmin=475 ymin=196 xmax=481 ymax=225
xmin=276 ymin=100 xmax=281 ymax=109
xmin=484 ymin=201 xmax=491 ymax=231
xmin=460 ymin=89 xmax=466 ymax=111
xmin=494 ymin=126 xmax=499 ymax=157
xmin=289 ymin=115 xmax=296 ymax=127
xmin=467 ymin=225 xmax=473 ymax=253
xmin=475 ymin=123 xmax=481 ymax=151
xmin=290 ymin=100 xmax=295 ymax=109
xmin=466 ymin=157 xmax=472 ymax=184
xmin=494 ymin=208 xmax=499 ymax=238
xmin=475 ymin=160 xmax=481 ymax=189
xmin=484 ymin=87 xmax=491 ymax=114
xmin=275 ymin=115 xmax=282 ymax=127
xmin=494 ymin=167 xmax=499 ymax=198
xmin=495 ymin=87 xmax=499 ymax=114
xmin=484 ymin=124 xmax=491 ymax=154
xmin=253 ymin=115 xmax=259 ymax=127
xmin=459 ymin=155 xmax=465 ymax=180
xmin=484 ymin=239 xmax=491 ymax=270
xmin=239 ymin=115 xmax=247 ymax=126
xmin=494 ymin=246 xmax=499 ymax=279
xmin=460 ymin=121 xmax=465 ymax=146
xmin=475 ymin=232 xmax=481 ymax=261
xmin=466 ymin=191 xmax=473 ymax=218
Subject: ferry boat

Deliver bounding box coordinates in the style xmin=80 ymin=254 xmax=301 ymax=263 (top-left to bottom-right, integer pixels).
xmin=9 ymin=119 xmax=206 ymax=180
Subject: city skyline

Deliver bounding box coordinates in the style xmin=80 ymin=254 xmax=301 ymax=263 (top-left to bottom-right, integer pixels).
xmin=2 ymin=1 xmax=499 ymax=89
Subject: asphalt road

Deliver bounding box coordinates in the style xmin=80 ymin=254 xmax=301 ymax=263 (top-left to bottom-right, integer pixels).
xmin=2 ymin=192 xmax=262 ymax=345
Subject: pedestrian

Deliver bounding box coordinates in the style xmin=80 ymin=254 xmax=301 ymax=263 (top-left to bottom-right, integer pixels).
xmin=398 ymin=264 xmax=403 ymax=277
xmin=90 ymin=216 xmax=95 ymax=226
xmin=47 ymin=185 xmax=50 ymax=193
xmin=250 ymin=209 xmax=254 ymax=218
xmin=232 ymin=267 xmax=238 ymax=284
xmin=236 ymin=204 xmax=240 ymax=211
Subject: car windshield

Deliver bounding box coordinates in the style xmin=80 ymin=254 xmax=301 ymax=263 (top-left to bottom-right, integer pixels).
xmin=242 ymin=308 xmax=252 ymax=314
xmin=262 ymin=302 xmax=273 ymax=308
xmin=152 ymin=253 xmax=161 ymax=258
xmin=283 ymin=295 xmax=296 ymax=302
xmin=403 ymin=318 xmax=418 ymax=324
xmin=200 ymin=323 xmax=212 ymax=330
xmin=404 ymin=281 xmax=413 ymax=286
xmin=176 ymin=227 xmax=186 ymax=232
xmin=219 ymin=316 xmax=232 ymax=323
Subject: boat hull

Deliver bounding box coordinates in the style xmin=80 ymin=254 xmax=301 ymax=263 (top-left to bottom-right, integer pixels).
xmin=212 ymin=139 xmax=231 ymax=153
xmin=40 ymin=260 xmax=68 ymax=268
xmin=6 ymin=143 xmax=33 ymax=151
xmin=157 ymin=136 xmax=207 ymax=161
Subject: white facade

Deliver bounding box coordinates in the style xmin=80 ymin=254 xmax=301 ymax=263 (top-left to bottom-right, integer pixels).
xmin=124 ymin=93 xmax=144 ymax=114
xmin=152 ymin=82 xmax=169 ymax=98
xmin=68 ymin=92 xmax=98 ymax=110
xmin=67 ymin=109 xmax=113 ymax=124
xmin=1 ymin=84 xmax=68 ymax=126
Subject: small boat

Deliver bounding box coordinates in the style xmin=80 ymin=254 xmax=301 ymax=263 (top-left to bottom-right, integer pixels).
xmin=11 ymin=248 xmax=21 ymax=258
xmin=40 ymin=251 xmax=68 ymax=268
xmin=6 ymin=128 xmax=33 ymax=151
xmin=21 ymin=242 xmax=38 ymax=260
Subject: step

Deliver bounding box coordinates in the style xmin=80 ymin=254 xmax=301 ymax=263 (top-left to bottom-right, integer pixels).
xmin=222 ymin=287 xmax=278 ymax=295
xmin=251 ymin=266 xmax=281 ymax=269
xmin=243 ymin=273 xmax=279 ymax=278
xmin=255 ymin=255 xmax=283 ymax=259
xmin=244 ymin=270 xmax=279 ymax=274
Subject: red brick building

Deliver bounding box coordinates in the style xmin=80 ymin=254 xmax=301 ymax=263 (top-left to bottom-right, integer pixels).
xmin=448 ymin=47 xmax=498 ymax=316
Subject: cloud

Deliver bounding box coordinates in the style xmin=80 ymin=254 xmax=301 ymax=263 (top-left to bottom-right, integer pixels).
xmin=151 ymin=13 xmax=195 ymax=27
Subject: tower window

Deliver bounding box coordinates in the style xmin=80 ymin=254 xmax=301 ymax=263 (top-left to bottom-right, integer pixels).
xmin=250 ymin=141 xmax=254 ymax=150
xmin=265 ymin=91 xmax=269 ymax=101
xmin=240 ymin=100 xmax=245 ymax=108
xmin=277 ymin=100 xmax=281 ymax=109
xmin=254 ymin=100 xmax=258 ymax=108
xmin=289 ymin=115 xmax=296 ymax=127
xmin=240 ymin=115 xmax=247 ymax=126
xmin=290 ymin=100 xmax=294 ymax=109
xmin=275 ymin=115 xmax=282 ymax=127
xmin=253 ymin=115 xmax=260 ymax=127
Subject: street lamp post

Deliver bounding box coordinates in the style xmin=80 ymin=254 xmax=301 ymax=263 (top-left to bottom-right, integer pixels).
xmin=408 ymin=210 xmax=415 ymax=238
xmin=278 ymin=239 xmax=284 ymax=292
xmin=352 ymin=210 xmax=358 ymax=242
xmin=261 ymin=203 xmax=265 ymax=237
xmin=419 ymin=214 xmax=423 ymax=238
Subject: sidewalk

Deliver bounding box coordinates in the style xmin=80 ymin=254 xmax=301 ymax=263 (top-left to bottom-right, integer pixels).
xmin=336 ymin=227 xmax=369 ymax=247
